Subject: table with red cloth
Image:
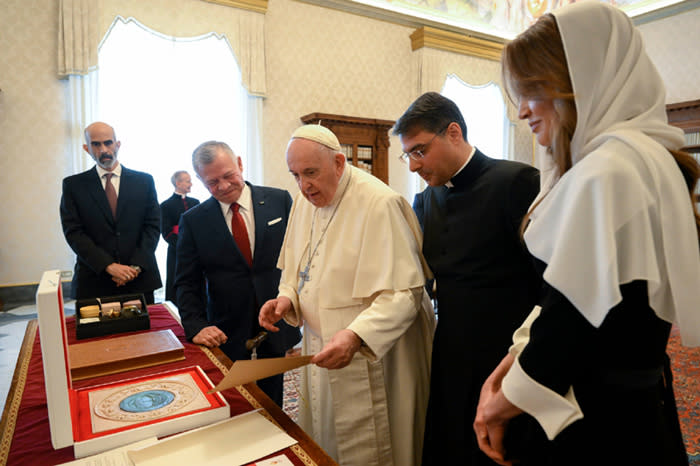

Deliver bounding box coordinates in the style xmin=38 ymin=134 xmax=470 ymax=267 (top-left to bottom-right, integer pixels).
xmin=0 ymin=304 xmax=336 ymax=466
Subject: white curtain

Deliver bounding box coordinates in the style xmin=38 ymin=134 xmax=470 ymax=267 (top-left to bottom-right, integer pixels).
xmin=246 ymin=94 xmax=265 ymax=184
xmin=59 ymin=0 xmax=99 ymax=174
xmin=67 ymin=74 xmax=98 ymax=174
xmin=59 ymin=1 xmax=268 ymax=180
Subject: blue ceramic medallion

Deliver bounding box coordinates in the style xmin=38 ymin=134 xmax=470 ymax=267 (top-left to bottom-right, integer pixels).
xmin=119 ymin=390 xmax=175 ymax=412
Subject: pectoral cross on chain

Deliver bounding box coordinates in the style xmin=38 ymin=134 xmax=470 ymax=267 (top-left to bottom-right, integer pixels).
xmin=298 ymin=264 xmax=311 ymax=294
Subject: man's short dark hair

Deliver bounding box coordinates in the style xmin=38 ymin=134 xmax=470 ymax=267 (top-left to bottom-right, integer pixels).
xmin=393 ymin=92 xmax=468 ymax=141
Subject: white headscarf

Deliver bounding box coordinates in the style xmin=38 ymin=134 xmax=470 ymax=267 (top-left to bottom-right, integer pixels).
xmin=523 ymin=2 xmax=700 ymax=345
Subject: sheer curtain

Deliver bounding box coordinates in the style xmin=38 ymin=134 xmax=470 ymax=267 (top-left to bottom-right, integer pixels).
xmin=97 ymin=16 xmax=251 ymax=201
xmin=441 ymin=74 xmax=514 ymax=160
xmin=97 ymin=17 xmax=255 ymax=290
xmin=58 ymin=0 xmax=99 ymax=174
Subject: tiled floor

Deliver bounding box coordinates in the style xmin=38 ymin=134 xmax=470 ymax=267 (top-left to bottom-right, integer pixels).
xmin=0 ymin=302 xmax=76 ymax=414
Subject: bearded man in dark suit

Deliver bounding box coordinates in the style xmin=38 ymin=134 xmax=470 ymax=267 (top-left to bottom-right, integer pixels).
xmin=60 ymin=122 xmax=161 ymax=303
xmin=160 ymin=170 xmax=199 ymax=304
xmin=175 ymin=141 xmax=301 ymax=405
xmin=394 ymin=92 xmax=541 ymax=466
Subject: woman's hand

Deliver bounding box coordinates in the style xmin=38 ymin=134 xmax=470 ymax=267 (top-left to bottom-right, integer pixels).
xmin=474 ymin=353 xmax=523 ymax=465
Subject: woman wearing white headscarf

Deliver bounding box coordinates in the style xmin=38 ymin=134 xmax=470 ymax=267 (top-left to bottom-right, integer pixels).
xmin=473 ymin=3 xmax=700 ymax=466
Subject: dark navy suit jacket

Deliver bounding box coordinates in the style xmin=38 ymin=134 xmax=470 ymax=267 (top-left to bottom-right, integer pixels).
xmin=60 ymin=166 xmax=162 ymax=300
xmin=174 ymin=182 xmax=301 ymax=362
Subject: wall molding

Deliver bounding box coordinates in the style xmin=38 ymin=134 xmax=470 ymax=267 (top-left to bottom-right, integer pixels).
xmin=410 ymin=27 xmax=503 ymax=61
xmin=201 ymin=0 xmax=267 ymax=14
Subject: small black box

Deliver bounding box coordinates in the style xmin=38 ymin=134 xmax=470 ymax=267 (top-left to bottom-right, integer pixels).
xmin=75 ymin=294 xmax=150 ymax=340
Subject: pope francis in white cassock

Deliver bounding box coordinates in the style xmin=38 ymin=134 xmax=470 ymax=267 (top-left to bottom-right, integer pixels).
xmin=259 ymin=124 xmax=435 ymax=466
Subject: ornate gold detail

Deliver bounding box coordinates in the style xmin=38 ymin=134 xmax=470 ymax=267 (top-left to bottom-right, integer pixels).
xmin=410 ymin=26 xmax=503 ymax=61
xmin=201 ymin=0 xmax=267 ymax=14
xmin=291 ymin=444 xmax=317 ymax=465
xmin=0 ymin=323 xmax=35 ymax=463
xmin=94 ymin=381 xmax=195 ymax=422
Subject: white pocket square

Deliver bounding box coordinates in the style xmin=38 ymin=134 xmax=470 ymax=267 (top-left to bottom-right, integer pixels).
xmin=267 ymin=217 xmax=282 ymax=226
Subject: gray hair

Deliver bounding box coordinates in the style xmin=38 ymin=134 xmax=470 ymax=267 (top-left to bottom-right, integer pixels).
xmin=170 ymin=170 xmax=188 ymax=187
xmin=192 ymin=141 xmax=237 ymax=174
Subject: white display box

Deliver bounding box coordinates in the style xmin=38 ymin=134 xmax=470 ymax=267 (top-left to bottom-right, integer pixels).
xmin=36 ymin=270 xmax=230 ymax=458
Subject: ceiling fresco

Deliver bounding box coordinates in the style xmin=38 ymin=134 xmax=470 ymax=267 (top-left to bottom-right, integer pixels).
xmin=346 ymin=0 xmax=693 ymax=39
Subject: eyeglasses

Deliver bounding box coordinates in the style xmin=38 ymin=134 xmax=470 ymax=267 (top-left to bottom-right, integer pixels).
xmin=399 ymin=126 xmax=447 ymax=163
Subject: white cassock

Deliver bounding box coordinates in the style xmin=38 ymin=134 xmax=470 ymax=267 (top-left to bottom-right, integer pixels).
xmin=277 ymin=165 xmax=435 ymax=466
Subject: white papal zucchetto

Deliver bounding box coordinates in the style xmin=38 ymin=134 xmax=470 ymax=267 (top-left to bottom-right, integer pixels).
xmin=291 ymin=124 xmax=341 ymax=152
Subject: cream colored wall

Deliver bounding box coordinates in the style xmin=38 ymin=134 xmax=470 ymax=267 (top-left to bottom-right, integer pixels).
xmin=263 ymin=0 xmax=416 ymax=196
xmin=1 ymin=0 xmax=698 ymax=285
xmin=0 ymin=0 xmax=73 ymax=286
xmin=638 ymin=7 xmax=700 ymax=104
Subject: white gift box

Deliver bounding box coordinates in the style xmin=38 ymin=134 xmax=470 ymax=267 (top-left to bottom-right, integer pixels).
xmin=36 ymin=270 xmax=230 ymax=458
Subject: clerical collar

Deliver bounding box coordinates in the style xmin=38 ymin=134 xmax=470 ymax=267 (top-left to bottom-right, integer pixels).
xmin=217 ymin=183 xmax=251 ymax=216
xmin=445 ymin=146 xmax=476 ymax=188
xmin=175 ymin=192 xmax=187 ymax=199
xmin=96 ymin=163 xmax=122 ymax=180
xmin=321 ymin=164 xmax=351 ymax=211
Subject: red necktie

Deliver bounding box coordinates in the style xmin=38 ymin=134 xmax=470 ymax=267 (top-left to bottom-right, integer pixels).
xmin=104 ymin=173 xmax=117 ymax=219
xmin=231 ymin=203 xmax=253 ymax=266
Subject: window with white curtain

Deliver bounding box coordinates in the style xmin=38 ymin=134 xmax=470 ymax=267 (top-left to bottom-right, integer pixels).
xmin=97 ymin=17 xmax=247 ymax=202
xmin=97 ymin=18 xmax=247 ymax=291
xmin=441 ymin=74 xmax=513 ymax=159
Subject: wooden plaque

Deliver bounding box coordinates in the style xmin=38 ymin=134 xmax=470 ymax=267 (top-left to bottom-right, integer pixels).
xmin=69 ymin=329 xmax=185 ymax=381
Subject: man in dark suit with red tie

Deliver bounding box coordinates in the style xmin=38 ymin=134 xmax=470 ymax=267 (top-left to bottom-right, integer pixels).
xmin=60 ymin=122 xmax=162 ymax=303
xmin=160 ymin=170 xmax=200 ymax=304
xmin=174 ymin=141 xmax=301 ymax=405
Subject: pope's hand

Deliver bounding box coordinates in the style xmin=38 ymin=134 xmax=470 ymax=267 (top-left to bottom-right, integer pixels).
xmin=192 ymin=325 xmax=228 ymax=348
xmin=311 ymin=329 xmax=362 ymax=370
xmin=259 ymin=297 xmax=292 ymax=332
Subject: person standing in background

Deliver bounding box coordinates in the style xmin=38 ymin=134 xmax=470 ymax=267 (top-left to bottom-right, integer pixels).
xmin=60 ymin=121 xmax=161 ymax=303
xmin=160 ymin=170 xmax=199 ymax=304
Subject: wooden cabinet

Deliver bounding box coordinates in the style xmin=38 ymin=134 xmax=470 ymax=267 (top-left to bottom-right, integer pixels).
xmin=667 ymin=99 xmax=700 ymax=202
xmin=300 ymin=113 xmax=395 ymax=184
xmin=667 ymin=99 xmax=700 ymax=154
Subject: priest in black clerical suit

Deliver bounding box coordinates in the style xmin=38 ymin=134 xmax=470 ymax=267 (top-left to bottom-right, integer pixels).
xmin=160 ymin=170 xmax=199 ymax=304
xmin=394 ymin=93 xmax=541 ymax=465
xmin=174 ymin=141 xmax=300 ymax=406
